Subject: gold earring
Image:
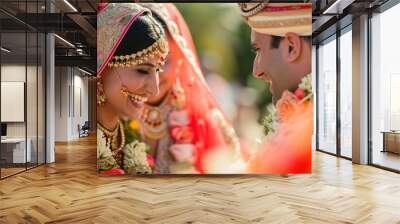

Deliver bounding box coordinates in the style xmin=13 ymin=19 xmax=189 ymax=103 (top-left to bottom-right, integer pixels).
xmin=97 ymin=79 xmax=106 ymax=106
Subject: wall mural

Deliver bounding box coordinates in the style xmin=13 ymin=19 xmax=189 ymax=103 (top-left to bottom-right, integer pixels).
xmin=96 ymin=3 xmax=313 ymax=175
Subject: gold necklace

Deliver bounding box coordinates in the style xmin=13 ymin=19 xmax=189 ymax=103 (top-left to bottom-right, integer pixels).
xmin=140 ymin=107 xmax=170 ymax=140
xmin=98 ymin=121 xmax=125 ymax=152
xmin=140 ymin=79 xmax=185 ymax=141
xmin=140 ymin=94 xmax=172 ymax=140
xmin=98 ymin=122 xmax=119 ymax=138
xmin=115 ymin=121 xmax=126 ymax=152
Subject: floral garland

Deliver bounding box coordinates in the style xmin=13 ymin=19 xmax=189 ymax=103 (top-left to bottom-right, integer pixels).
xmin=167 ymin=78 xmax=198 ymax=173
xmin=98 ymin=120 xmax=155 ymax=175
xmin=262 ymin=74 xmax=312 ymax=136
xmin=122 ymin=119 xmax=155 ymax=174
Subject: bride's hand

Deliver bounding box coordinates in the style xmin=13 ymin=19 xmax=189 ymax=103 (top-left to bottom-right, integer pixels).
xmin=169 ymin=144 xmax=195 ymax=163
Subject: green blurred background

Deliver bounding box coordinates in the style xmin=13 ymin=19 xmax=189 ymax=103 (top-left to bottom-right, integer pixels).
xmin=175 ymin=3 xmax=272 ymax=125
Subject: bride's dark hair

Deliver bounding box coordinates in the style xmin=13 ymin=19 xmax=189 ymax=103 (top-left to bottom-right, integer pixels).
xmin=114 ymin=12 xmax=166 ymax=56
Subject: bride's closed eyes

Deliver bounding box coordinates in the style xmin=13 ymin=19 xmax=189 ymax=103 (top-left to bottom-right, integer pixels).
xmin=137 ymin=68 xmax=150 ymax=75
xmin=136 ymin=67 xmax=164 ymax=75
xmin=135 ymin=63 xmax=157 ymax=75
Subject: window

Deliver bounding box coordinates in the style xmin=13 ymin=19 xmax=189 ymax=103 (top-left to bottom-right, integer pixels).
xmin=317 ymin=36 xmax=337 ymax=154
xmin=0 ymin=0 xmax=47 ymax=179
xmin=371 ymin=2 xmax=400 ymax=171
xmin=339 ymin=28 xmax=352 ymax=158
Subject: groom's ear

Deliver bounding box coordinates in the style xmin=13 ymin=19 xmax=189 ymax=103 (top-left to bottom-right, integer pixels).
xmin=283 ymin=32 xmax=302 ymax=63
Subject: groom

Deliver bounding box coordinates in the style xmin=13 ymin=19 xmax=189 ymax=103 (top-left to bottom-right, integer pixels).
xmin=239 ymin=2 xmax=312 ymax=104
xmin=239 ymin=2 xmax=313 ymax=173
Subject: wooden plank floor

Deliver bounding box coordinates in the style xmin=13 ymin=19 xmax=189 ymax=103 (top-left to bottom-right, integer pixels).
xmin=1 ymin=167 xmax=26 ymax=178
xmin=1 ymin=135 xmax=400 ymax=224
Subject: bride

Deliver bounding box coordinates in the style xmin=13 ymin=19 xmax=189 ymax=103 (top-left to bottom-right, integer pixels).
xmin=96 ymin=3 xmax=168 ymax=174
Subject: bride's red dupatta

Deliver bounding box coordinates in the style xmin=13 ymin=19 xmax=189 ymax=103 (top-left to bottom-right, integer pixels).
xmin=142 ymin=4 xmax=240 ymax=173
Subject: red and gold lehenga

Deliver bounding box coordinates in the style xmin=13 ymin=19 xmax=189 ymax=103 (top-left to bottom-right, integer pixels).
xmin=127 ymin=3 xmax=242 ymax=174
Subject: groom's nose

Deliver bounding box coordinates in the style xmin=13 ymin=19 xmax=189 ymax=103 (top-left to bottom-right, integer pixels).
xmin=253 ymin=55 xmax=264 ymax=78
xmin=252 ymin=58 xmax=264 ymax=78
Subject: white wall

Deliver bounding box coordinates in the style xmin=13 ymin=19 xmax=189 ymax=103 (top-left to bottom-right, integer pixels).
xmin=1 ymin=63 xmax=46 ymax=164
xmin=1 ymin=65 xmax=26 ymax=142
xmin=55 ymin=66 xmax=69 ymax=141
xmin=72 ymin=72 xmax=89 ymax=138
xmin=54 ymin=67 xmax=89 ymax=141
xmin=312 ymin=45 xmax=317 ymax=151
xmin=1 ymin=65 xmax=36 ymax=138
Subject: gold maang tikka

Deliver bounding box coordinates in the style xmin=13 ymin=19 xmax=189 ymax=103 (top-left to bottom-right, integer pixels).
xmin=107 ymin=38 xmax=168 ymax=68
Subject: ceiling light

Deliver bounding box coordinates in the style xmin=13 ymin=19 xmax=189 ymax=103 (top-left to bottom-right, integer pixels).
xmin=1 ymin=47 xmax=11 ymax=53
xmin=78 ymin=67 xmax=93 ymax=76
xmin=76 ymin=48 xmax=85 ymax=55
xmin=54 ymin=34 xmax=75 ymax=48
xmin=63 ymin=0 xmax=78 ymax=12
xmin=323 ymin=0 xmax=343 ymax=15
xmin=323 ymin=0 xmax=354 ymax=15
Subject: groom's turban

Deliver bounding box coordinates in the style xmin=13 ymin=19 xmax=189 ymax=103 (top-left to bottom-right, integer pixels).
xmin=239 ymin=2 xmax=312 ymax=37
